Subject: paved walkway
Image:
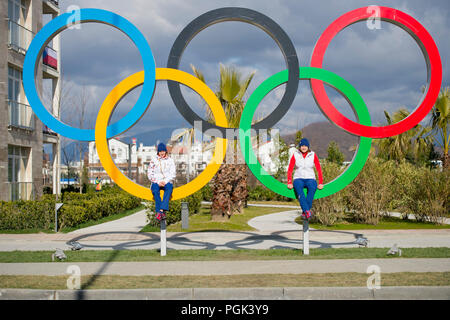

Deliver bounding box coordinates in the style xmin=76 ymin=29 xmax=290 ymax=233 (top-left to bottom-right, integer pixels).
xmin=0 ymin=204 xmax=449 ymax=252
xmin=1 ymin=258 xmax=449 ymax=276
xmin=248 ymin=210 xmax=302 ymax=231
xmin=67 ymin=209 xmax=148 ymax=235
xmin=1 ymin=205 xmax=449 ymax=300
xmin=0 ymin=229 xmax=449 ymax=251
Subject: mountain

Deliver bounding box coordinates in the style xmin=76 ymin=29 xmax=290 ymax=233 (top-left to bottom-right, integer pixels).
xmin=281 ymin=121 xmax=360 ymax=161
xmin=122 ymin=126 xmax=179 ymax=147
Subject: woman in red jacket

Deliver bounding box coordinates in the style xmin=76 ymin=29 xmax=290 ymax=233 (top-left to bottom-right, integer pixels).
xmin=287 ymin=138 xmax=323 ymax=219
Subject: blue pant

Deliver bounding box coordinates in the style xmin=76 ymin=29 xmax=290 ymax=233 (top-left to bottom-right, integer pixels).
xmin=151 ymin=182 xmax=173 ymax=212
xmin=293 ymin=178 xmax=317 ymax=213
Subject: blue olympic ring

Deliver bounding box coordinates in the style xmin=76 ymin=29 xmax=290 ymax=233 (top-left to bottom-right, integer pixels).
xmin=23 ymin=8 xmax=156 ymax=141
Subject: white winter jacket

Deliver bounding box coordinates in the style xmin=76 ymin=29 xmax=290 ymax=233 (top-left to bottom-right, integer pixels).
xmin=287 ymin=150 xmax=323 ymax=184
xmin=147 ymin=155 xmax=176 ymax=184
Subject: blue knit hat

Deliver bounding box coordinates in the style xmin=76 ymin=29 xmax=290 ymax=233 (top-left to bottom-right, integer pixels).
xmin=298 ymin=138 xmax=310 ymax=148
xmin=157 ymin=142 xmax=167 ymax=153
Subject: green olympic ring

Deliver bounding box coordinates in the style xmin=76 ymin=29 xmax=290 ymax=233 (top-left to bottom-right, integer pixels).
xmin=239 ymin=67 xmax=372 ymax=199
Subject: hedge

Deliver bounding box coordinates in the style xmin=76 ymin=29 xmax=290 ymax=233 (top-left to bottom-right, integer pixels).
xmin=0 ymin=195 xmax=55 ymax=230
xmin=247 ymin=185 xmax=294 ymax=202
xmin=0 ymin=187 xmax=141 ymax=231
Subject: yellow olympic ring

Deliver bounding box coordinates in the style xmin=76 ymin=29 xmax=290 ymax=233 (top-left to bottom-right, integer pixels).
xmin=95 ymin=68 xmax=228 ymax=200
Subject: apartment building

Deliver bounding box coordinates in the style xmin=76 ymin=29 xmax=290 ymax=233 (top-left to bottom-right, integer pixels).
xmin=0 ymin=0 xmax=61 ymax=201
xmin=88 ymin=138 xmax=142 ymax=184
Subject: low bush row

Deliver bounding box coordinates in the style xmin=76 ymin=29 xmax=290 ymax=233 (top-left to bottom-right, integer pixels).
xmin=0 ymin=186 xmax=141 ymax=230
xmin=247 ymin=185 xmax=294 ymax=202
xmin=311 ymin=157 xmax=449 ymax=225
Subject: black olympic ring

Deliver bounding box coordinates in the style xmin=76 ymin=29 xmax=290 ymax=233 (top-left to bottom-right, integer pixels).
xmin=167 ymin=7 xmax=299 ymax=138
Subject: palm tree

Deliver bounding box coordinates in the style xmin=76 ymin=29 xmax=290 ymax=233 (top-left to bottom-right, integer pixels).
xmin=191 ymin=63 xmax=255 ymax=221
xmin=429 ymin=87 xmax=449 ymax=168
xmin=376 ymin=108 xmax=432 ymax=164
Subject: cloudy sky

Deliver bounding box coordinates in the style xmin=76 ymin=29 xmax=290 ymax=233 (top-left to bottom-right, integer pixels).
xmin=50 ymin=0 xmax=449 ymax=143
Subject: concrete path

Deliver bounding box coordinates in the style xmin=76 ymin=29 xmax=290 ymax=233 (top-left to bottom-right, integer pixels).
xmin=248 ymin=210 xmax=302 ymax=231
xmin=67 ymin=209 xmax=149 ymax=235
xmin=1 ymin=258 xmax=449 ymax=276
xmin=0 ymin=229 xmax=449 ymax=251
xmin=0 ymin=203 xmax=449 ymax=251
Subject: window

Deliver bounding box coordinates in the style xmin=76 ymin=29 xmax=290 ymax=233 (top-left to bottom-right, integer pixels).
xmin=8 ymin=66 xmax=21 ymax=102
xmin=8 ymin=0 xmax=26 ymax=24
xmin=8 ymin=145 xmax=32 ymax=201
xmin=8 ymin=66 xmax=34 ymax=129
xmin=8 ymin=0 xmax=31 ymax=52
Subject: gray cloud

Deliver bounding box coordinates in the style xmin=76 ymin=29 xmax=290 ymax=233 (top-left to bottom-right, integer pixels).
xmin=55 ymin=0 xmax=449 ymax=136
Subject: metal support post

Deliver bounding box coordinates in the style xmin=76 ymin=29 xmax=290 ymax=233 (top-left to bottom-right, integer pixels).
xmin=303 ymin=218 xmax=309 ymax=255
xmin=181 ymin=202 xmax=189 ymax=229
xmin=160 ymin=219 xmax=167 ymax=256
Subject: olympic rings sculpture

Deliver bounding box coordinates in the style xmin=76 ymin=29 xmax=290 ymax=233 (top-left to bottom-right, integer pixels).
xmin=23 ymin=6 xmax=442 ymax=201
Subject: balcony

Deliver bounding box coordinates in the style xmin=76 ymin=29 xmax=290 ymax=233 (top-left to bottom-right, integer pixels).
xmin=43 ymin=124 xmax=58 ymax=144
xmin=43 ymin=0 xmax=60 ymax=14
xmin=8 ymin=100 xmax=35 ymax=131
xmin=8 ymin=182 xmax=34 ymax=201
xmin=7 ymin=19 xmax=33 ymax=54
xmin=43 ymin=46 xmax=58 ymax=69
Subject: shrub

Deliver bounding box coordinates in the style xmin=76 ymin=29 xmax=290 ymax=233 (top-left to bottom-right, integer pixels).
xmin=310 ymin=162 xmax=347 ymax=226
xmin=346 ymin=157 xmax=395 ymax=224
xmin=201 ymin=184 xmax=213 ymax=201
xmin=58 ymin=205 xmax=88 ymax=229
xmin=0 ymin=197 xmax=55 ymax=230
xmin=397 ymin=166 xmax=449 ymax=224
xmin=247 ymin=185 xmax=265 ymax=201
xmin=389 ymin=160 xmax=419 ymax=218
xmin=0 ymin=187 xmax=141 ymax=231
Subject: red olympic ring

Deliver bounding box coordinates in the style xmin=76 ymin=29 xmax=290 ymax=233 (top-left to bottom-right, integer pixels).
xmin=310 ymin=6 xmax=442 ymax=138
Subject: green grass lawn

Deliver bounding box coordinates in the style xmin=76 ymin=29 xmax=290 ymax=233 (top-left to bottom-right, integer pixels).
xmin=1 ymin=272 xmax=448 ymax=289
xmin=141 ymin=204 xmax=284 ymax=233
xmin=247 ymin=200 xmax=297 ymax=206
xmin=0 ymin=205 xmax=145 ymax=234
xmin=295 ymin=215 xmax=450 ymax=230
xmin=1 ymin=247 xmax=449 ymax=263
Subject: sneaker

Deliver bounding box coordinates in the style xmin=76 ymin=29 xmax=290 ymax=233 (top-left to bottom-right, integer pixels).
xmin=303 ymin=210 xmax=312 ymax=220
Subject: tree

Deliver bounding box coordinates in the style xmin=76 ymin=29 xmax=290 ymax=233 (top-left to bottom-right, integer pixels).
xmin=191 ymin=63 xmax=255 ymax=221
xmin=81 ymin=166 xmax=89 ymax=193
xmin=429 ymin=86 xmax=449 ymax=169
xmin=69 ymin=85 xmax=91 ymax=193
xmin=273 ymin=134 xmax=289 ymax=181
xmin=294 ymin=130 xmax=303 ymax=146
xmin=61 ymin=136 xmax=76 ymax=186
xmin=326 ymin=141 xmax=344 ymax=165
xmin=376 ymin=108 xmax=432 ymax=164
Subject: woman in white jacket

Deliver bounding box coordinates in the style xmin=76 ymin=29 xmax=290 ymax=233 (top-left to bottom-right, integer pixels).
xmin=147 ymin=143 xmax=176 ymax=221
xmin=287 ymin=138 xmax=323 ymax=220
